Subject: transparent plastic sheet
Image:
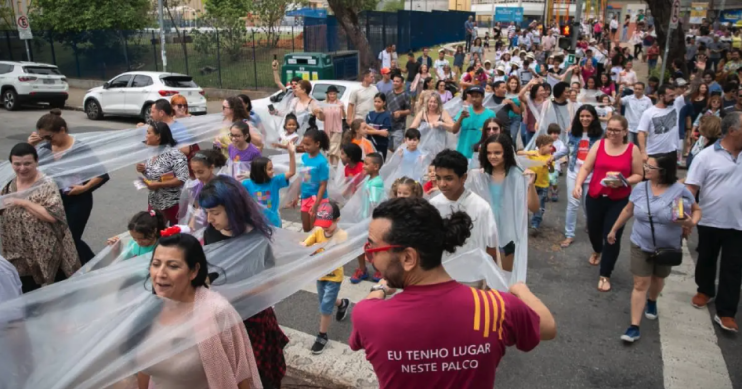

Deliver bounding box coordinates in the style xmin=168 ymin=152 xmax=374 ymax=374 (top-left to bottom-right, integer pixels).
xmin=465 ymin=169 xmax=529 ymax=285
xmin=577 ymin=89 xmax=602 ymax=104
xmin=0 ymin=114 xmax=227 ymax=209
xmin=417 ymin=121 xmax=449 ymax=159
xmin=524 ymin=98 xmax=577 ymax=150
xmin=227 ymin=160 xmax=252 ymax=181
xmin=380 ymin=145 xmax=433 ymax=187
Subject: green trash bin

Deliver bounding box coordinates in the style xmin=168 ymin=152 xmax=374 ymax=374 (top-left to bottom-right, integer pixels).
xmin=281 ymin=53 xmax=335 ymax=85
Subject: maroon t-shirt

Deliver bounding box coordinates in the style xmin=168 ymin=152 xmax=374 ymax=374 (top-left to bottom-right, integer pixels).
xmin=349 ymin=281 xmax=541 ymax=389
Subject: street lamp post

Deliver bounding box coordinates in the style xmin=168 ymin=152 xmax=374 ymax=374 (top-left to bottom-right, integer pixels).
xmin=158 ymin=0 xmax=168 ymax=72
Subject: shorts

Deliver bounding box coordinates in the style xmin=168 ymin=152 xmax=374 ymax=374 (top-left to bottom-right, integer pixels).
xmin=300 ymin=196 xmax=327 ymax=213
xmin=630 ymin=243 xmax=672 ymax=278
xmin=388 ymin=130 xmax=405 ymax=152
xmin=317 ymin=280 xmax=341 ymax=315
xmin=611 ymin=28 xmax=618 ymax=34
xmin=329 ymin=132 xmax=343 ymax=157
xmin=500 ymin=241 xmax=515 ymax=256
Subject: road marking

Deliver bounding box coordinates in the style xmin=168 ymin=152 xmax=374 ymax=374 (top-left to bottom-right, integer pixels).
xmin=659 ymin=242 xmax=733 ymax=389
xmin=281 ymin=325 xmax=378 ymax=388
xmin=300 ymin=275 xmax=375 ymax=304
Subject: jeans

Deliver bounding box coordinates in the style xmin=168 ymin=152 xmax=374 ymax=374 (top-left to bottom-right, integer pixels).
xmin=564 ymin=171 xmax=589 ymax=238
xmin=509 ymin=116 xmax=522 ymax=141
xmin=628 ymin=132 xmax=639 ymax=146
xmin=695 ymin=225 xmax=742 ymax=317
xmin=531 ymin=187 xmax=548 ymax=228
xmin=648 ymin=59 xmax=657 ymax=73
xmin=621 ymin=27 xmax=628 ymax=42
xmin=586 ymin=195 xmax=629 ymax=278
xmin=465 ymin=33 xmax=473 ymax=51
xmin=317 ymin=280 xmax=342 ymax=315
xmin=708 ymin=57 xmax=720 ymax=72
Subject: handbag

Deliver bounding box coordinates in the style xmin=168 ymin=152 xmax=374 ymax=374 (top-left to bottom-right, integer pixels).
xmin=644 ymin=183 xmax=683 ymax=266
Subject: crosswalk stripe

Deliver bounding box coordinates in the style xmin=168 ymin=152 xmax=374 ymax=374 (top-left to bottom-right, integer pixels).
xmin=659 ymin=242 xmax=733 ymax=389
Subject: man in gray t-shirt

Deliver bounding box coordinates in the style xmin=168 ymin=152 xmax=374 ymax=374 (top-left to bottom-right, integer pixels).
xmin=708 ymin=36 xmax=723 ymax=72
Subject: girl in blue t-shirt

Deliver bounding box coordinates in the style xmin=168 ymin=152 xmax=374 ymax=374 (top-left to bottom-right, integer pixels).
xmin=106 ymin=210 xmax=167 ymax=260
xmin=242 ymin=142 xmax=296 ymax=228
xmin=298 ymin=128 xmax=331 ymax=232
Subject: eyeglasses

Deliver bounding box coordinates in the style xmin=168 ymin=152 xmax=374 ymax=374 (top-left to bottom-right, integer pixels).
xmin=643 ymin=163 xmax=662 ymax=171
xmin=606 ymin=128 xmax=624 ymax=133
xmin=229 ymin=133 xmax=243 ymax=138
xmin=364 ymin=241 xmax=403 ymax=262
xmin=175 ymin=104 xmax=187 ymax=109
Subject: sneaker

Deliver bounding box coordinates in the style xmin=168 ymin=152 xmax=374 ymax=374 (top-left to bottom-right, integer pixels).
xmin=350 ymin=268 xmax=368 ymax=284
xmin=691 ymin=293 xmax=714 ymax=309
xmin=372 ymin=271 xmax=383 ymax=282
xmin=551 ymin=196 xmax=559 ymax=202
xmin=311 ymin=333 xmax=328 ymax=355
xmin=714 ymin=315 xmax=739 ymax=333
xmin=336 ymin=298 xmax=350 ymax=322
xmin=620 ymin=325 xmax=641 ymax=343
xmin=645 ymin=300 xmax=658 ymax=320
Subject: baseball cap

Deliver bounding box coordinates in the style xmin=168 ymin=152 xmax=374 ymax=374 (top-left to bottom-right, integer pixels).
xmin=380 ymin=67 xmax=391 ymax=75
xmin=314 ymin=201 xmax=340 ymax=228
xmin=465 ymin=85 xmax=485 ymax=95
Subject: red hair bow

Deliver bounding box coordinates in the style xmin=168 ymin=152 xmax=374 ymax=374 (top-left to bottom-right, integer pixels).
xmin=160 ymin=226 xmax=181 ymax=237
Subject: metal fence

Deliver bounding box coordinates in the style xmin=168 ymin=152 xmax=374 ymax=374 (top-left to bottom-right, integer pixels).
xmin=303 ymin=10 xmax=475 ymax=56
xmin=0 ymin=27 xmax=305 ymax=90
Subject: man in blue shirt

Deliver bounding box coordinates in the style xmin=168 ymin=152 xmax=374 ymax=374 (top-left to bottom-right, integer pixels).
xmin=465 ymin=16 xmax=474 ymax=51
xmin=452 ymin=86 xmax=496 ymax=159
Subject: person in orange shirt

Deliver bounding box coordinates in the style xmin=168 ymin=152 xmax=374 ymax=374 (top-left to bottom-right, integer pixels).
xmin=344 ymin=119 xmax=376 ymax=156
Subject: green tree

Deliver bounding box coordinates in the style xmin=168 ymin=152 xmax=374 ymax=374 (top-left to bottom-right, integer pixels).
xmin=643 ymin=1 xmax=687 ymax=80
xmin=247 ymin=0 xmax=306 ymax=48
xmin=30 ymin=0 xmax=151 ymax=36
xmin=203 ymin=0 xmax=248 ymax=61
xmin=0 ymin=1 xmax=15 ymax=30
xmin=327 ymin=0 xmax=379 ymax=72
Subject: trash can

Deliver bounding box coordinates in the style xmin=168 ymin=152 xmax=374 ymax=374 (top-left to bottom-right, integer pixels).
xmin=282 ymin=53 xmax=335 ymax=84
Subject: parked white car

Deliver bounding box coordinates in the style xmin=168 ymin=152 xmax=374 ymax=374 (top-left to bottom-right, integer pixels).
xmin=83 ymin=71 xmax=207 ymax=121
xmin=251 ymin=80 xmax=361 ymax=128
xmin=0 ymin=61 xmax=69 ymax=110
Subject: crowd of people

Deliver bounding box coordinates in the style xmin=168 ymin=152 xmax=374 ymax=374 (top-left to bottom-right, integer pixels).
xmin=1 ymin=13 xmax=741 ymax=389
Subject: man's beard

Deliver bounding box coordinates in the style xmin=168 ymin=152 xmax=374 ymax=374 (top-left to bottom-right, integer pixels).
xmin=384 ymin=255 xmax=406 ymax=289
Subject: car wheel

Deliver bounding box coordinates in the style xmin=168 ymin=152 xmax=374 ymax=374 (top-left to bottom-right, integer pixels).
xmin=142 ymin=104 xmax=153 ymax=122
xmin=85 ymin=99 xmax=103 ymax=120
xmin=50 ymin=99 xmax=65 ymax=109
xmin=3 ymin=89 xmax=18 ymax=111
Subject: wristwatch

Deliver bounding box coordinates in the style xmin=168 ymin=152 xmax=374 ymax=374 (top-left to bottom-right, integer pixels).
xmin=370 ymin=284 xmax=389 ymax=298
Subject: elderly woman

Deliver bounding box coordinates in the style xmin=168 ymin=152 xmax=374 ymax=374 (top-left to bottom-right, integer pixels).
xmin=136 ymin=232 xmax=262 ymax=388
xmin=1 ymin=143 xmax=79 ymax=293
xmin=199 ymin=176 xmax=287 ymax=389
xmin=136 ymin=122 xmax=190 ymax=226
xmin=574 ymin=115 xmax=644 ymax=292
xmin=607 ymin=152 xmax=700 ymax=343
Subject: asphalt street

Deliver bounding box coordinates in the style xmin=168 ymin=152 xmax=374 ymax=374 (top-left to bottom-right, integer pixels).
xmin=1 ymin=106 xmax=741 ymax=389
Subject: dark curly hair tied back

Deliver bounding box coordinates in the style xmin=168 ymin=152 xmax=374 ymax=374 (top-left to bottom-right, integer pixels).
xmin=372 ymin=197 xmax=472 ymax=270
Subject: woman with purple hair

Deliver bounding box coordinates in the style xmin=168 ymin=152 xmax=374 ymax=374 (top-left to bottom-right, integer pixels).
xmin=198 ymin=176 xmax=287 ymax=389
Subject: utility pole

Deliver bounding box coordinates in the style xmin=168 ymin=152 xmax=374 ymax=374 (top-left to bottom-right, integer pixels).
xmin=571 ymin=0 xmax=583 ymax=51
xmin=491 ymin=0 xmax=495 ymax=29
xmin=158 ymin=0 xmax=168 ymax=72
xmin=660 ymin=0 xmax=680 ymax=86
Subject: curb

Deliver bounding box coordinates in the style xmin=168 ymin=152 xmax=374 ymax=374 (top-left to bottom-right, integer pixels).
xmin=65 ymin=105 xmax=84 ymax=112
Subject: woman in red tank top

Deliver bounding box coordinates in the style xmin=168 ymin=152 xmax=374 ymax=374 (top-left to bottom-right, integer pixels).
xmin=573 ymin=115 xmax=644 ymax=292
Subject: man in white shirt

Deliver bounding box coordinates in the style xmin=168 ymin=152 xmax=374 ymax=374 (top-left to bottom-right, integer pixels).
xmin=618 ymin=61 xmax=638 ymax=86
xmin=616 ymin=82 xmax=653 ymax=145
xmin=347 ymin=70 xmax=379 ymax=124
xmin=636 ymin=84 xmax=679 ymax=160
xmin=429 ymin=150 xmax=499 ymax=265
xmin=686 ymin=112 xmax=742 ymax=333
xmin=378 ymin=45 xmax=393 ymax=70
xmin=433 ymin=49 xmax=450 ymax=80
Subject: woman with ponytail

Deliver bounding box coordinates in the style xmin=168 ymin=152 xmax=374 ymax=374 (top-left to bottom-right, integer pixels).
xmin=349 ymin=197 xmax=557 ymax=389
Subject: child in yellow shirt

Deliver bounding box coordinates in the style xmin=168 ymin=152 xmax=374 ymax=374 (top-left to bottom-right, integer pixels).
xmin=519 ymin=135 xmax=554 ymax=232
xmin=301 ymin=200 xmax=350 ymax=355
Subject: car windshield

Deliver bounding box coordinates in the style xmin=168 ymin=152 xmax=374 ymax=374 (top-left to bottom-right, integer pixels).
xmin=161 ymin=76 xmax=198 ymax=88
xmin=23 ymin=66 xmax=61 ymax=75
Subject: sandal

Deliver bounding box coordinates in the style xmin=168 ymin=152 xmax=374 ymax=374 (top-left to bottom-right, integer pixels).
xmin=597 ymin=277 xmax=611 ymax=292
xmin=589 ymin=252 xmax=601 ymax=266
xmin=560 ymin=238 xmax=574 ymax=248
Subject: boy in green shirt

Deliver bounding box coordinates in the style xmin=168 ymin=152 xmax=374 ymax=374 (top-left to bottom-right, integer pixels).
xmin=350 ymin=152 xmax=386 ymax=284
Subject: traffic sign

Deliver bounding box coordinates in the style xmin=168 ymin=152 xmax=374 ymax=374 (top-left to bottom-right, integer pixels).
xmin=16 ymin=14 xmax=33 ymax=40
xmin=670 ymin=0 xmax=681 ymax=29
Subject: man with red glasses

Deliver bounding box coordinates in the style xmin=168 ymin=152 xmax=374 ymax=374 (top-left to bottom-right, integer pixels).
xmin=350 ymin=197 xmax=556 ymax=389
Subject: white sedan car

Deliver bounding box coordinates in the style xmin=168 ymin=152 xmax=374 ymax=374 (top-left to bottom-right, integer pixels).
xmin=83 ymin=71 xmax=207 ymax=121
xmin=251 ymin=80 xmax=362 ymax=132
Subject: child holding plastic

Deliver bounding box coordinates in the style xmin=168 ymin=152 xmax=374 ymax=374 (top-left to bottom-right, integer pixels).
xmin=518 ymin=134 xmax=554 ymax=232
xmin=340 ymin=143 xmax=365 ymax=196
xmin=243 ymin=142 xmax=296 ymax=228
xmin=547 ymin=124 xmax=567 ymax=202
xmin=298 ymin=128 xmax=331 ymax=232
xmin=106 ymin=210 xmax=167 ymax=260
xmin=422 ymin=163 xmax=439 ymax=197
xmin=181 ymin=149 xmax=227 ymax=230
xmin=301 ymin=201 xmax=350 ymax=355
xmin=396 ymin=128 xmax=424 ymax=182
xmin=344 ymin=119 xmax=375 ymax=156
xmin=227 ymin=121 xmax=261 ymax=179
xmin=350 ymin=152 xmax=385 ymax=283
xmin=272 ymin=113 xmax=301 ymax=150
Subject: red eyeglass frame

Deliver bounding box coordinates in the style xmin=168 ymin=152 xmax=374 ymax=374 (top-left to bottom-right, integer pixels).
xmin=363 ymin=242 xmax=403 ymax=262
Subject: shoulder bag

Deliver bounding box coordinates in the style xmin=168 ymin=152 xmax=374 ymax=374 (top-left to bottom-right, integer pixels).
xmin=644 ymin=183 xmax=683 ymax=266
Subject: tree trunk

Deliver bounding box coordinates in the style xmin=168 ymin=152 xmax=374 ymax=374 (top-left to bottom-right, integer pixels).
xmin=645 ymin=0 xmax=687 ymax=80
xmin=327 ymin=0 xmax=375 ymax=75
